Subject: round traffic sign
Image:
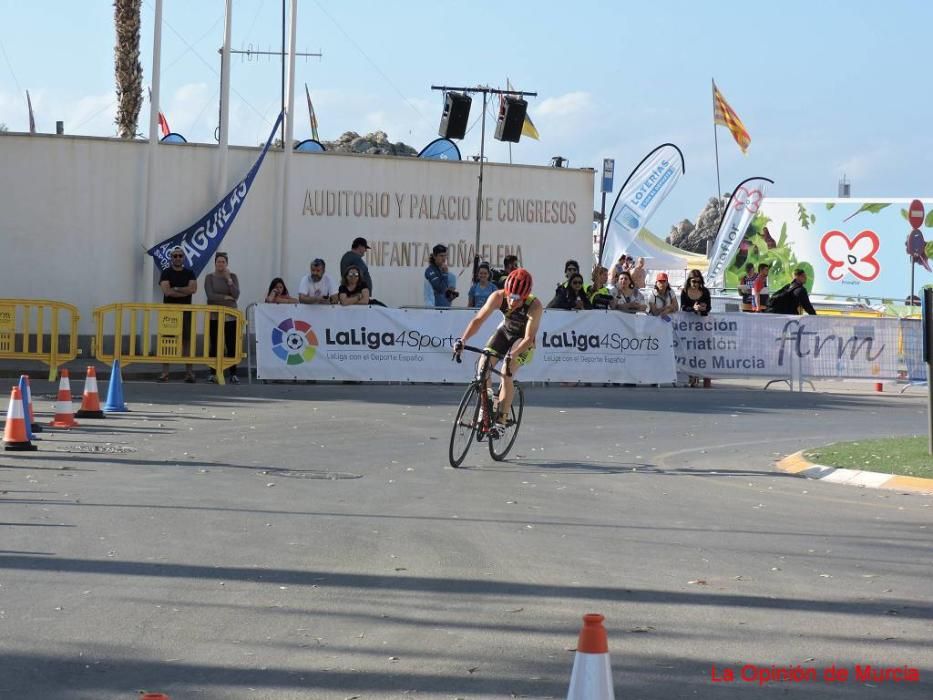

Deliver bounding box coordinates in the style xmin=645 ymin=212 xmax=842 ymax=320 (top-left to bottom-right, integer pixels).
xmin=908 ymin=199 xmax=925 ymax=229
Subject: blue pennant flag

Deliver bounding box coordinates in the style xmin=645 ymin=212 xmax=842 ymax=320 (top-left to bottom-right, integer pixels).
xmin=418 ymin=138 xmax=461 ymax=161
xmin=148 ymin=112 xmax=284 ymax=276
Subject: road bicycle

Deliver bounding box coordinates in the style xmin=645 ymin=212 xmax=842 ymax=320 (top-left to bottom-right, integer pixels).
xmin=449 ymin=344 xmax=524 ymax=468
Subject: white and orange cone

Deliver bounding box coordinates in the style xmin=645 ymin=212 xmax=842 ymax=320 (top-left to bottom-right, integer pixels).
xmin=75 ymin=366 xmax=105 ymax=419
xmin=566 ymin=613 xmax=615 ymax=700
xmin=49 ymin=369 xmax=79 ymax=428
xmin=3 ymin=387 xmax=38 ymax=451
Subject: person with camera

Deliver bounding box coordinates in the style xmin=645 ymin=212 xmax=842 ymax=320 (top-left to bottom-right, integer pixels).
xmin=425 ymin=244 xmax=459 ymax=307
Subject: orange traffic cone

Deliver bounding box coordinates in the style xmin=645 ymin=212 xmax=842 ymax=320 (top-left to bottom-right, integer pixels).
xmin=566 ymin=613 xmax=615 ymax=700
xmin=4 ymin=387 xmax=38 ymax=451
xmin=75 ymin=366 xmax=105 ymax=419
xmin=49 ymin=369 xmax=79 ymax=428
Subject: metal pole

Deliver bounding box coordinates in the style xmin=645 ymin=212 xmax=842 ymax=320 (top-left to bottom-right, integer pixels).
xmin=598 ymin=191 xmax=607 ymax=262
xmin=280 ymin=0 xmax=286 ymax=146
xmin=140 ymin=0 xmax=163 ymax=305
xmin=473 ymin=90 xmax=487 ymax=283
xmin=911 ymin=260 xmax=916 ymax=308
xmin=712 ymin=79 xmax=722 ymax=200
xmin=217 ymin=0 xmax=232 ymax=198
xmin=279 ymin=0 xmax=298 ymax=281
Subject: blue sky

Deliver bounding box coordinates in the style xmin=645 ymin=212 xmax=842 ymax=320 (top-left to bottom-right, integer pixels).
xmin=2 ymin=0 xmax=931 ymax=236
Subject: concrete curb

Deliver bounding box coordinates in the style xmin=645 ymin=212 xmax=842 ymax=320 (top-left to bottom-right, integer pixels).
xmin=776 ymin=451 xmax=933 ymax=495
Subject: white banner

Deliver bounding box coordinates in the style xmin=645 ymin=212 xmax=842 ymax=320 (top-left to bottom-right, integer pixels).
xmin=602 ymin=144 xmax=684 ymax=268
xmin=671 ymin=312 xmax=901 ymax=379
xmin=254 ymin=305 xmax=677 ymax=384
xmin=707 ymin=178 xmax=772 ymax=289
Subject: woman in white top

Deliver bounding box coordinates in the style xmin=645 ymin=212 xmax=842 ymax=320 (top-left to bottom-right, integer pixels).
xmin=615 ymin=271 xmax=646 ymax=313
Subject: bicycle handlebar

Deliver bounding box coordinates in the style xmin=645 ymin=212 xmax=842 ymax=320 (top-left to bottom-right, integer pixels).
xmin=453 ymin=344 xmax=512 ymax=377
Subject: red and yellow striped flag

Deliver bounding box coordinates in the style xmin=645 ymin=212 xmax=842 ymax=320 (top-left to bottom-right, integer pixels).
xmin=712 ymin=80 xmax=750 ymax=154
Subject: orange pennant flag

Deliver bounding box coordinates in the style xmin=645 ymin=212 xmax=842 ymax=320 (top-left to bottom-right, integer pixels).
xmin=712 ymin=80 xmax=750 ymax=154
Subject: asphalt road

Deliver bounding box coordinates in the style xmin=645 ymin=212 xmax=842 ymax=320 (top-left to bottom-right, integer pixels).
xmin=1 ymin=379 xmax=931 ymax=699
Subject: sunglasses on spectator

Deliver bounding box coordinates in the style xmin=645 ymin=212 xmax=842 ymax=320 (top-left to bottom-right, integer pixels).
xmin=571 ymin=281 xmax=583 ymax=286
xmin=347 ymin=271 xmax=359 ymax=277
xmin=171 ymin=254 xmax=184 ymax=259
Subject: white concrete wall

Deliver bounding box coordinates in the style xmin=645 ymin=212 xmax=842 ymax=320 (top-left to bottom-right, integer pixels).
xmin=0 ymin=132 xmax=593 ymax=333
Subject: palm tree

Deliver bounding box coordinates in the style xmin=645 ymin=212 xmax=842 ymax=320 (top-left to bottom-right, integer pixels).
xmin=114 ymin=0 xmax=143 ymax=139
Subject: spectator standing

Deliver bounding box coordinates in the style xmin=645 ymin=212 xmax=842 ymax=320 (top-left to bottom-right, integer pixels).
xmin=646 ymin=272 xmax=678 ymax=317
xmin=548 ymin=273 xmax=592 ymax=310
xmin=738 ymin=263 xmax=758 ymax=312
xmin=298 ymin=258 xmax=337 ymax=304
xmin=158 ymin=246 xmax=197 ymax=383
xmin=494 ymin=255 xmax=519 ymax=289
xmin=468 ymin=263 xmax=497 ymax=308
xmin=203 ymin=252 xmax=241 ymax=384
xmin=631 ymin=257 xmax=647 ymax=289
xmin=615 ymin=271 xmax=646 ymax=313
xmin=425 ymin=244 xmax=459 ymax=307
xmin=681 ymin=270 xmax=712 ymax=387
xmin=752 ymin=263 xmax=770 ymax=312
xmin=770 ymin=268 xmax=817 ymax=315
xmin=339 ymin=265 xmax=371 ymax=306
xmin=555 ymin=259 xmax=580 ymax=292
xmin=586 ymin=265 xmax=615 ymax=310
xmin=265 ymin=278 xmax=298 ymax=303
xmin=340 ymin=237 xmax=373 ymax=294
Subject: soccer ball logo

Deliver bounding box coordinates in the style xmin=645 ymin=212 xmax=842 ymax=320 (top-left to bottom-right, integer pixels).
xmin=271 ymin=319 xmax=318 ymax=365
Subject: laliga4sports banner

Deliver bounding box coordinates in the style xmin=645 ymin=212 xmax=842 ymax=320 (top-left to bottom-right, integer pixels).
xmin=600 ymin=143 xmax=685 ymax=267
xmin=147 ymin=111 xmax=284 ymax=276
xmin=253 ymin=305 xmax=676 ymax=384
xmin=707 ymin=176 xmax=774 ymax=289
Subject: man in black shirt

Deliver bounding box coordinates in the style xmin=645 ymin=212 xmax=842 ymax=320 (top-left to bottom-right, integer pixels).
xmin=158 ymin=246 xmax=198 ymax=382
xmin=340 ymin=237 xmax=373 ymax=294
xmin=771 ymin=268 xmax=817 ymax=315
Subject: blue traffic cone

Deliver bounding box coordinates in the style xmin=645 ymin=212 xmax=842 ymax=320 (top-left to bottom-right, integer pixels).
xmin=18 ymin=375 xmax=42 ymax=439
xmin=103 ymin=359 xmax=129 ymax=412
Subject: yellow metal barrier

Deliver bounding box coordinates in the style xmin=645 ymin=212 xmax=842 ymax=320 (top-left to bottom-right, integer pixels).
xmin=0 ymin=298 xmax=80 ymax=380
xmin=93 ymin=303 xmax=245 ymax=384
xmin=815 ymin=308 xmax=885 ymax=318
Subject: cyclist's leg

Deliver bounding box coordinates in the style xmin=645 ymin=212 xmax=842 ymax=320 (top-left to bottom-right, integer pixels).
xmin=481 ymin=331 xmax=507 ymax=416
xmin=497 ymin=344 xmax=533 ymax=422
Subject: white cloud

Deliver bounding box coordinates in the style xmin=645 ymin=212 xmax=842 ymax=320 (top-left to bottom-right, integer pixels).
xmin=537 ymin=91 xmax=593 ymax=118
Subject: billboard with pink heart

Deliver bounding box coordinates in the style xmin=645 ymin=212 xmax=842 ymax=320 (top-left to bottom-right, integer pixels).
xmin=723 ymin=198 xmax=933 ymax=302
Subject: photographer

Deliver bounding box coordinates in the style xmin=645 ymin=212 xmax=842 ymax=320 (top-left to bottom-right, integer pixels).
xmin=425 ymin=244 xmax=459 ymax=307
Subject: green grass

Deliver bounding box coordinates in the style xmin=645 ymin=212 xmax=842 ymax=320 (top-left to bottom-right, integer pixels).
xmin=805 ymin=437 xmax=933 ymax=479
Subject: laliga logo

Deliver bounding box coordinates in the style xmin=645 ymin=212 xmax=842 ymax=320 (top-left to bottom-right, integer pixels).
xmin=819 ymin=230 xmax=881 ymax=282
xmin=733 ymin=187 xmax=763 ymax=213
xmin=271 ymin=318 xmax=318 ymax=365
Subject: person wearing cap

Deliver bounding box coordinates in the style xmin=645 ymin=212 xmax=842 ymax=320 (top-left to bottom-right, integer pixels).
xmin=646 ymin=272 xmax=678 ymax=317
xmin=298 ymin=258 xmax=337 ymax=304
xmin=340 ymin=237 xmax=373 ymax=294
xmin=425 ymin=244 xmax=458 ymax=307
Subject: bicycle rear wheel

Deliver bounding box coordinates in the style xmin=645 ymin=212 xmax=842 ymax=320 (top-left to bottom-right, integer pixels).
xmin=449 ymin=383 xmax=481 ymax=468
xmin=488 ymin=383 xmax=524 ymax=461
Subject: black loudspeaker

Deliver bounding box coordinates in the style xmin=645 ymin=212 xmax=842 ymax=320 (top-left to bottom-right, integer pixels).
xmin=438 ymin=92 xmax=472 ymax=140
xmin=494 ymin=96 xmax=527 ymax=143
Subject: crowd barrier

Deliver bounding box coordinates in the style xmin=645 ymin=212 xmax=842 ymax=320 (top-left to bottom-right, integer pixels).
xmin=93 ymin=303 xmax=245 ymax=384
xmin=249 ymin=305 xmax=920 ymax=388
xmin=0 ymin=298 xmax=80 ymax=380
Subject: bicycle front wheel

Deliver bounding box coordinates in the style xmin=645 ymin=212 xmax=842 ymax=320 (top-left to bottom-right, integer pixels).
xmin=449 ymin=383 xmax=481 ymax=468
xmin=488 ymin=383 xmax=524 ymax=461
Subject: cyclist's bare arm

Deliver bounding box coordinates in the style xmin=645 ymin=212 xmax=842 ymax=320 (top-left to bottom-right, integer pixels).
xmin=458 ymin=290 xmax=504 ymax=347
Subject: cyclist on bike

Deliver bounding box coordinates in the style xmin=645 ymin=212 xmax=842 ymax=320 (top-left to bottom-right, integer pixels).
xmin=453 ymin=268 xmax=542 ymax=424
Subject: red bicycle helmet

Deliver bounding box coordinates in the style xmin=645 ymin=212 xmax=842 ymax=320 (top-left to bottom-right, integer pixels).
xmin=504 ymin=268 xmax=533 ymax=299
